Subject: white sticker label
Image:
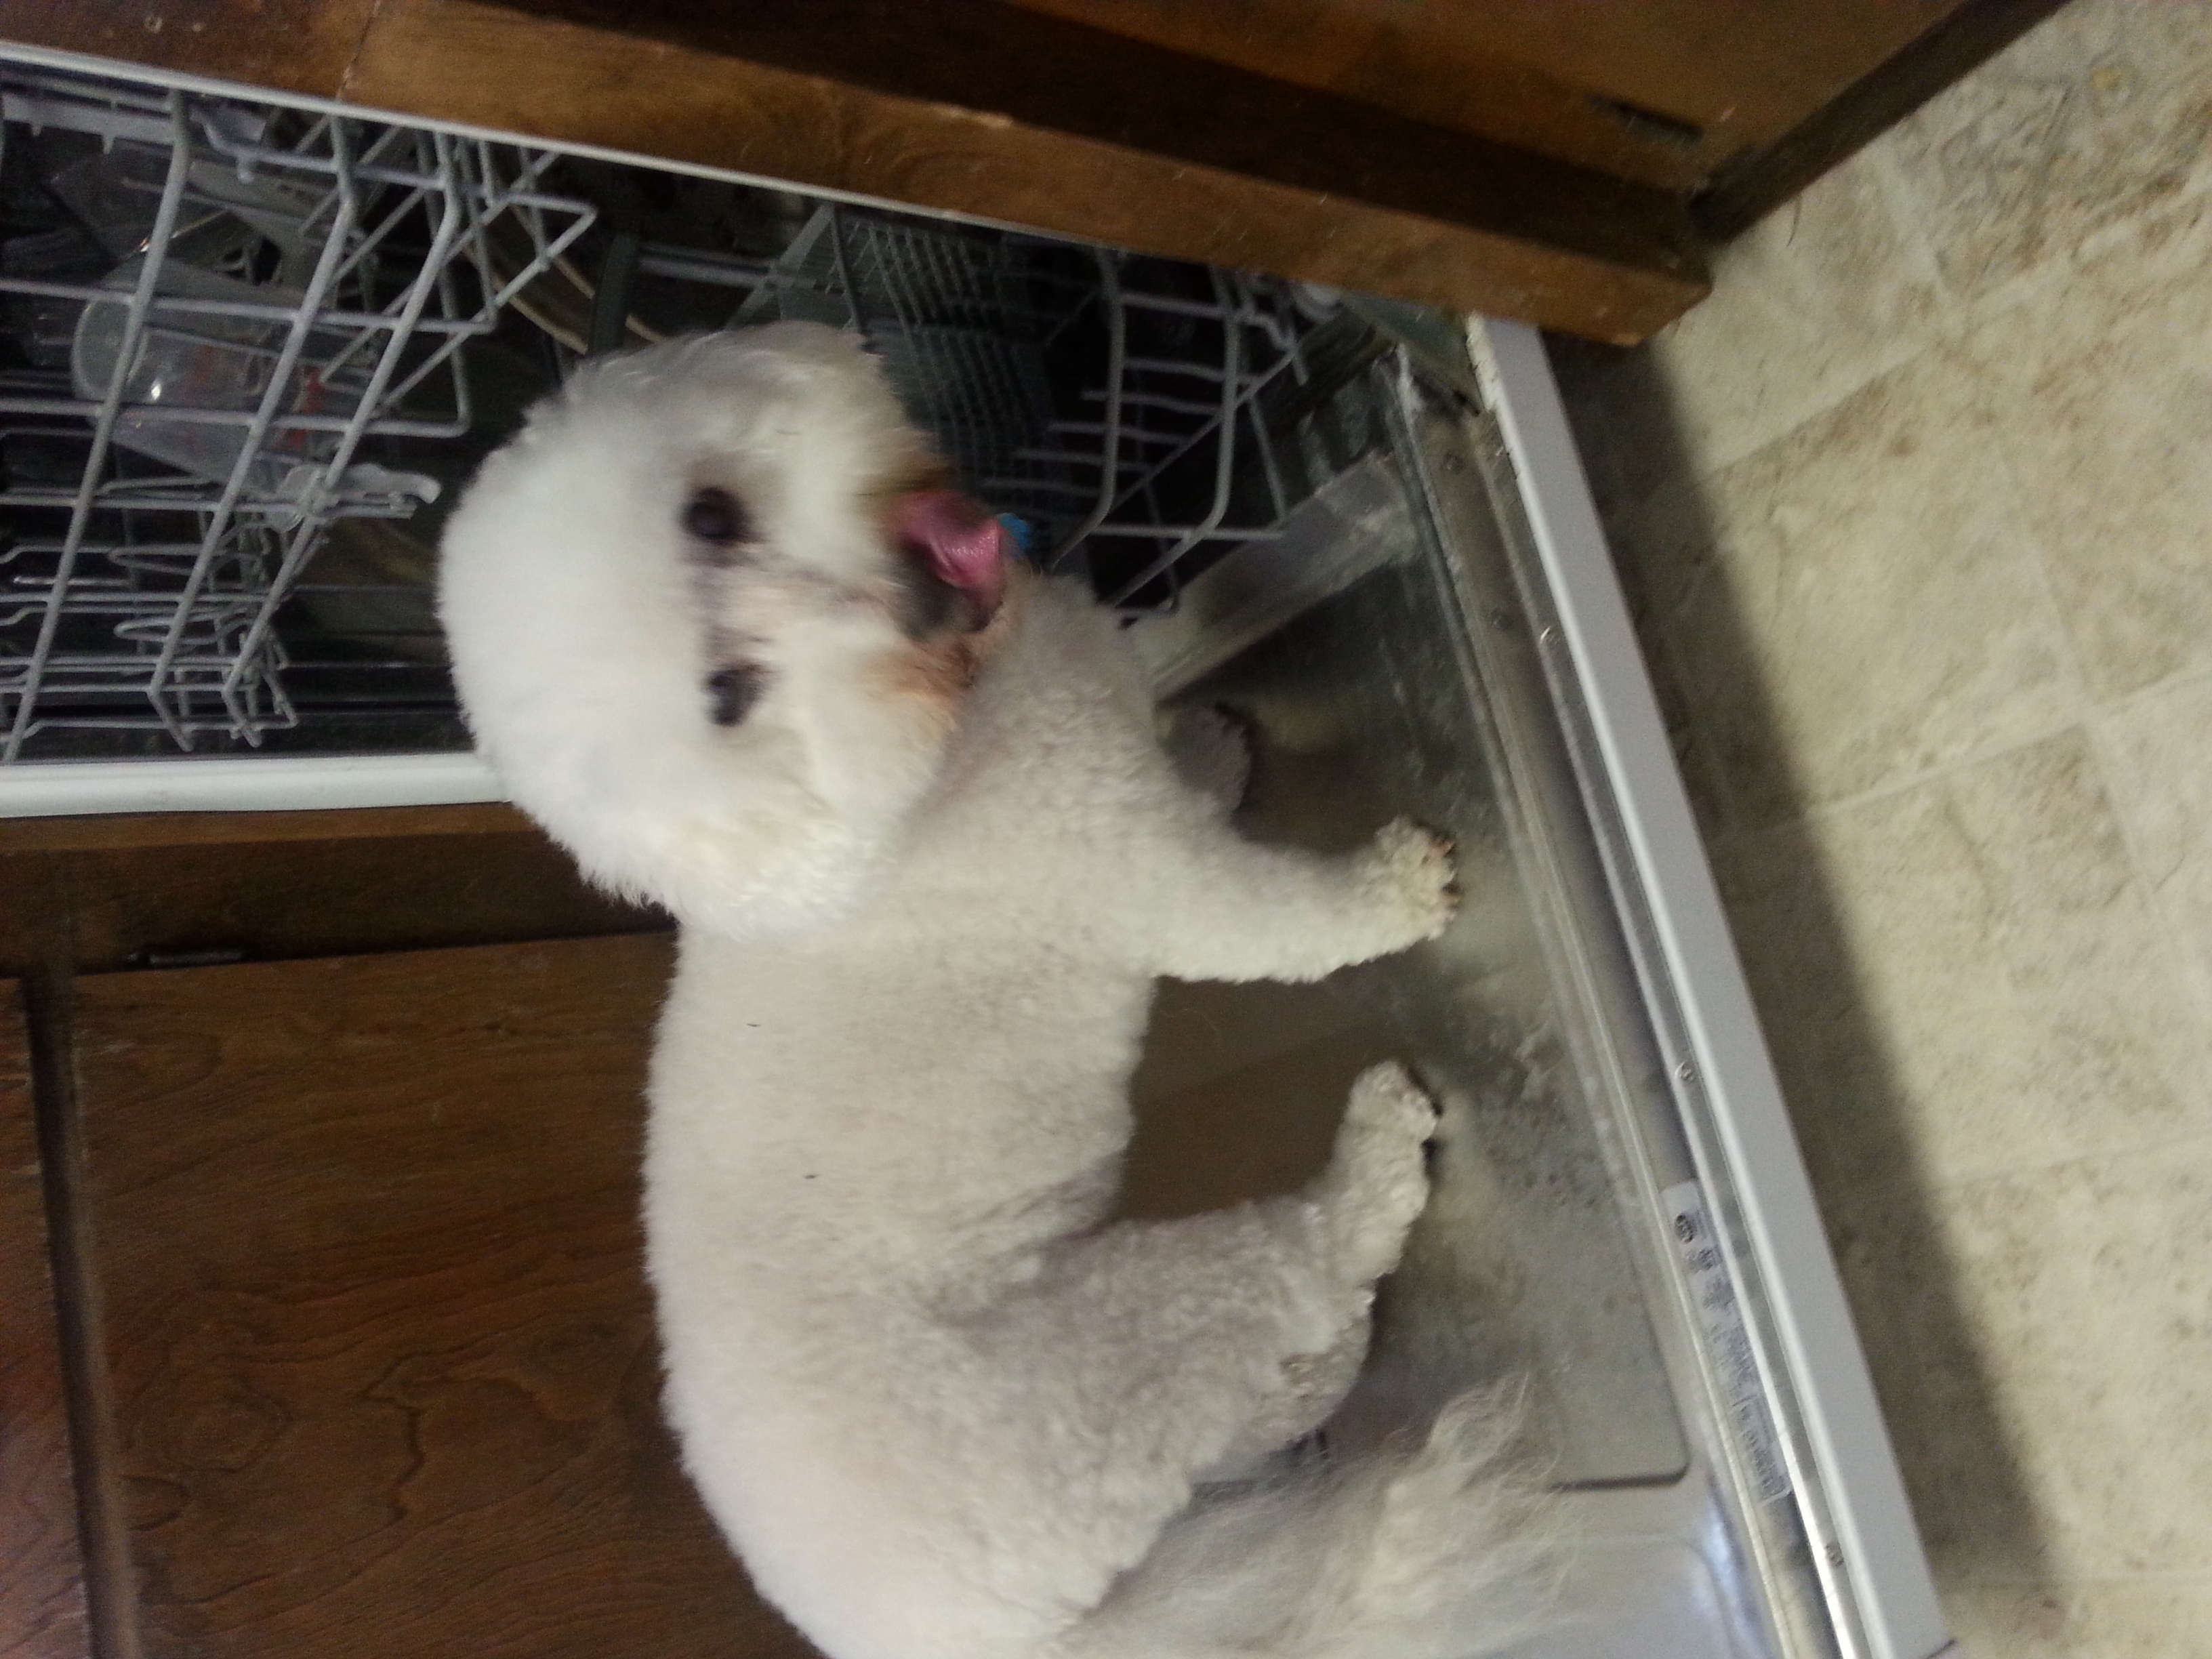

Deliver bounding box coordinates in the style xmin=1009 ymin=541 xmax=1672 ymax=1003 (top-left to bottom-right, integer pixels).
xmin=1662 ymin=1181 xmax=1793 ymax=1502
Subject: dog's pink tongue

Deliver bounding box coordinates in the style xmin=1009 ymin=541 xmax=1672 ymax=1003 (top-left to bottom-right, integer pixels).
xmin=895 ymin=490 xmax=1010 ymax=613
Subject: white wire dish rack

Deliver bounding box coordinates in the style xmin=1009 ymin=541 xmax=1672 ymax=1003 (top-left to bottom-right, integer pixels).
xmin=0 ymin=56 xmax=1376 ymax=771
xmin=0 ymin=62 xmax=598 ymax=762
xmin=549 ymin=199 xmax=1363 ymax=615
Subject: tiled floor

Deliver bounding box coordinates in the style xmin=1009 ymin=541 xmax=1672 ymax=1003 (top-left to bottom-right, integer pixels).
xmin=1550 ymin=4 xmax=2212 ymax=1654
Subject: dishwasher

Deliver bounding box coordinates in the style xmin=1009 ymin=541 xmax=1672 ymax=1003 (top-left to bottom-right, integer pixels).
xmin=0 ymin=49 xmax=1957 ymax=1659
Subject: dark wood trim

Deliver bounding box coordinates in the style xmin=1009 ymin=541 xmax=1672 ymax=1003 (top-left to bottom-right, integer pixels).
xmin=1001 ymin=0 xmax=1724 ymax=191
xmin=3 ymin=0 xmax=1708 ymax=341
xmin=0 ymin=803 xmax=533 ymax=854
xmin=2 ymin=0 xmax=2084 ymax=329
xmin=462 ymin=0 xmax=1694 ymax=264
xmin=339 ymin=0 xmax=1706 ymax=342
xmin=1692 ymin=0 xmax=2074 ymax=240
xmin=0 ymin=0 xmax=380 ymax=101
xmin=0 ymin=981 xmax=93 ymax=1659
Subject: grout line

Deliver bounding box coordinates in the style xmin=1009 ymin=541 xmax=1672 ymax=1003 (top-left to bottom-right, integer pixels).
xmin=1732 ymin=707 xmax=2091 ymax=836
xmin=2081 ymin=679 xmax=2212 ymax=1043
xmin=2081 ymin=658 xmax=2212 ymax=726
xmin=1919 ymin=1122 xmax=2212 ymax=1197
xmin=1954 ymin=170 xmax=2212 ymax=329
xmin=1860 ymin=135 xmax=1958 ymax=307
xmin=1648 ymin=148 xmax=1961 ymax=485
xmin=1721 ymin=615 xmax=2212 ymax=836
xmin=1943 ymin=1566 xmax=2212 ymax=1587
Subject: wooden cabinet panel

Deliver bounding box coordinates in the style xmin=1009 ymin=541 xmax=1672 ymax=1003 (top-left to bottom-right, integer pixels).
xmin=1 ymin=827 xmax=656 ymax=986
xmin=998 ymin=0 xmax=2074 ymax=234
xmin=0 ymin=0 xmax=377 ymax=100
xmin=58 ymin=833 xmax=653 ymax=976
xmin=338 ymin=0 xmax=1704 ymax=343
xmin=1002 ymin=0 xmax=1969 ymax=182
xmin=70 ymin=937 xmax=813 ymax=1659
xmin=0 ymin=806 xmax=538 ymax=857
xmin=0 ymin=0 xmax=2072 ymax=337
xmin=1019 ymin=0 xmax=1967 ymax=154
xmin=0 ymin=982 xmax=90 ymax=1659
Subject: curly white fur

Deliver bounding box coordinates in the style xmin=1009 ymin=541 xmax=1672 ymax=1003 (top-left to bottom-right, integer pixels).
xmin=439 ymin=323 xmax=1553 ymax=1659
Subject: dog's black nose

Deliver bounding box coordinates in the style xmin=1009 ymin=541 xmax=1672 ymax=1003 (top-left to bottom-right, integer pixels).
xmin=705 ymin=664 xmax=766 ymax=727
xmin=684 ymin=486 xmax=752 ymax=550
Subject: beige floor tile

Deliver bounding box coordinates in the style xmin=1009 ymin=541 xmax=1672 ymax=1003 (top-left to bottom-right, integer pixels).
xmin=1712 ymin=733 xmax=2210 ymax=1193
xmin=1881 ymin=0 xmax=2212 ymax=300
xmin=1822 ymin=1141 xmax=2212 ymax=1597
xmin=1617 ymin=348 xmax=2079 ymax=828
xmin=1961 ymin=195 xmax=2212 ymax=701
xmin=1547 ymin=20 xmax=2212 ymax=1652
xmin=1912 ymin=1144 xmax=2212 ymax=1584
xmin=1640 ymin=147 xmax=1943 ymax=478
xmin=2094 ymin=672 xmax=2212 ymax=1026
xmin=1945 ymin=1575 xmax=2212 ymax=1659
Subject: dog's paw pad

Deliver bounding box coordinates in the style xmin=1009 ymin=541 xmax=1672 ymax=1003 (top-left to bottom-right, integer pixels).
xmin=1359 ymin=819 xmax=1460 ymax=941
xmin=1345 ymin=1059 xmax=1439 ymax=1140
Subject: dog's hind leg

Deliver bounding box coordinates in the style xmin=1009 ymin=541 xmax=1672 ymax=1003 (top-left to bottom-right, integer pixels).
xmin=1195 ymin=1299 xmax=1370 ymax=1481
xmin=985 ymin=1063 xmax=1434 ymax=1503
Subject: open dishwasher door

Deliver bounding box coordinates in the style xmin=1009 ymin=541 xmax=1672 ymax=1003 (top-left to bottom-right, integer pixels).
xmin=1122 ymin=323 xmax=1954 ymax=1659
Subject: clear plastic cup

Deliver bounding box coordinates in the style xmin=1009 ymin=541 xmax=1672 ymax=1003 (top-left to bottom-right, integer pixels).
xmin=71 ymin=255 xmax=361 ymax=504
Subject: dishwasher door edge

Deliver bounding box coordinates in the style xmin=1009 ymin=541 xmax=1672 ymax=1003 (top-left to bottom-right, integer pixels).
xmin=0 ymin=752 xmax=504 ymax=817
xmin=1465 ymin=317 xmax=1952 ymax=1659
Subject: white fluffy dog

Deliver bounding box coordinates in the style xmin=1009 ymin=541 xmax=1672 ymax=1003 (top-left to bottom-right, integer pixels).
xmin=439 ymin=323 xmax=1551 ymax=1659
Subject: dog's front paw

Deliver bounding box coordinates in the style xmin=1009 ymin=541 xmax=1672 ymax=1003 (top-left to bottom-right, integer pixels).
xmin=1356 ymin=819 xmax=1460 ymax=948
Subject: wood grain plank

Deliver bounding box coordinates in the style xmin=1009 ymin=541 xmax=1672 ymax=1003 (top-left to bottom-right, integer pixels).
xmin=74 ymin=936 xmax=811 ymax=1659
xmin=0 ymin=805 xmax=533 ymax=857
xmin=0 ymin=980 xmax=91 ymax=1659
xmin=0 ymin=854 xmax=68 ymax=996
xmin=1 ymin=0 xmax=1978 ymax=204
xmin=1076 ymin=0 xmax=1967 ymax=157
xmin=0 ymin=0 xmax=378 ymax=102
xmin=3 ymin=827 xmax=656 ymax=980
xmin=1001 ymin=0 xmax=1735 ymax=188
xmin=340 ymin=0 xmax=1706 ymax=344
xmin=54 ymin=831 xmax=657 ymax=975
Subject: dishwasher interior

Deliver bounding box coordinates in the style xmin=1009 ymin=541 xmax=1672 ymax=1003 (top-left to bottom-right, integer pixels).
xmin=0 ymin=51 xmax=1949 ymax=1659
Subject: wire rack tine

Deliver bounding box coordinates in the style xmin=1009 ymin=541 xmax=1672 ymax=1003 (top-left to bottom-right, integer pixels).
xmin=221 ymin=129 xmax=476 ymax=723
xmin=5 ymin=57 xmax=1340 ymax=760
xmin=142 ymin=107 xmax=367 ymax=747
xmin=1 ymin=62 xmax=598 ymax=758
xmin=4 ymin=89 xmax=197 ymax=762
xmin=1048 ymin=249 xmax=1128 ymax=571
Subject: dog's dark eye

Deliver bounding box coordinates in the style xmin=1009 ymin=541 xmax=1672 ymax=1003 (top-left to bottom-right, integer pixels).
xmin=683 ymin=487 xmax=750 ymax=548
xmin=705 ymin=664 xmax=765 ymax=727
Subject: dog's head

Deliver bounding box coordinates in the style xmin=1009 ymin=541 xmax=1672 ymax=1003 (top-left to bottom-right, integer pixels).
xmin=438 ymin=323 xmax=1016 ymax=935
